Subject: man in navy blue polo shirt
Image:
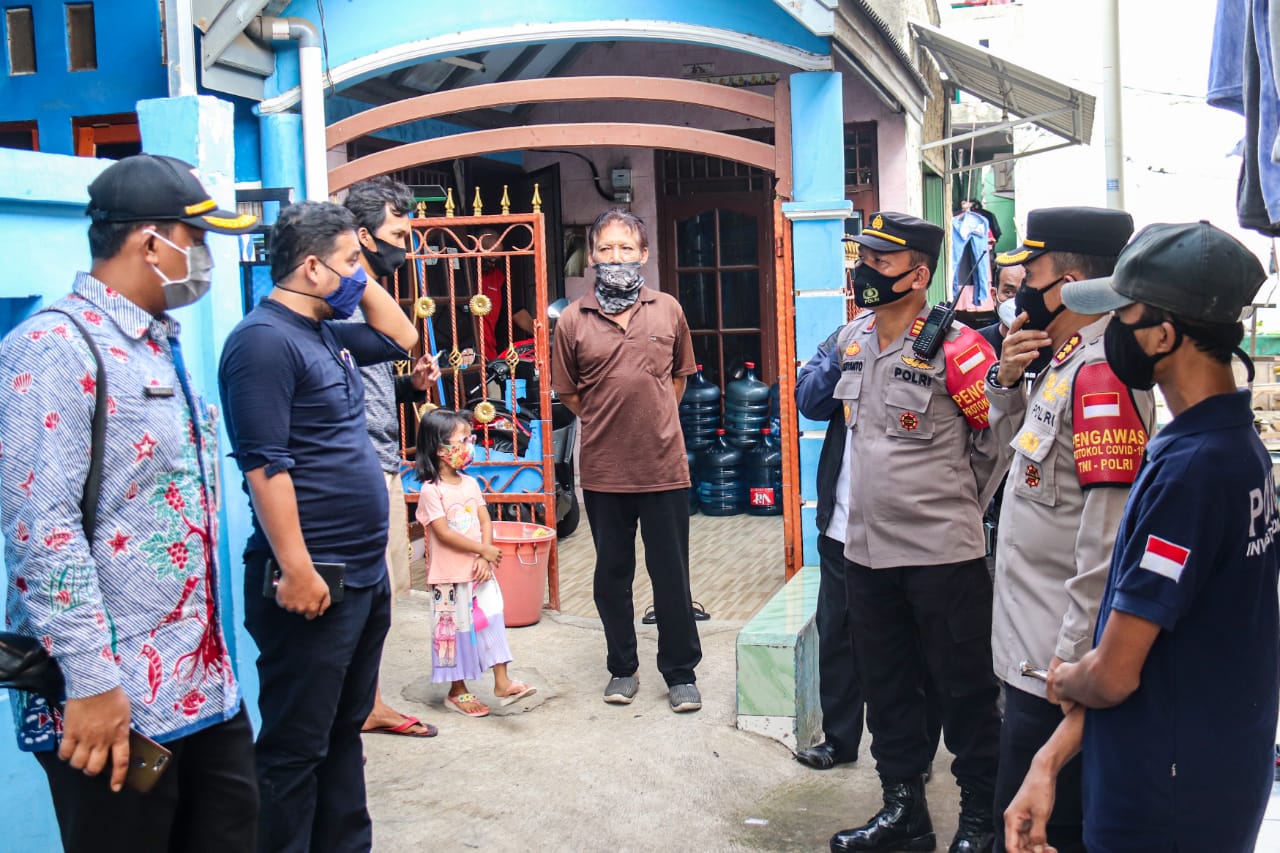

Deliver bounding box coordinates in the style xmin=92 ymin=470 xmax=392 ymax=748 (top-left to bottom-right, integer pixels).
xmin=1003 ymin=221 xmax=1278 ymax=853
xmin=219 ymin=201 xmax=418 ymax=852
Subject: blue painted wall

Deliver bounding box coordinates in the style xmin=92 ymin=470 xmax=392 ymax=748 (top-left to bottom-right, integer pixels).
xmin=0 ymin=148 xmax=113 ymax=853
xmin=266 ymin=0 xmax=829 ymax=97
xmin=0 ymin=1 xmax=166 ymax=155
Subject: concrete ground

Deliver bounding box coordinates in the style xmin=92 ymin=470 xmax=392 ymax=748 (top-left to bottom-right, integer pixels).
xmin=364 ymin=594 xmax=962 ymax=852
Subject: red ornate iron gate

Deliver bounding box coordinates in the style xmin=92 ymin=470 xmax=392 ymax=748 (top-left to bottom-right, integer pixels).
xmin=397 ymin=189 xmax=559 ymax=609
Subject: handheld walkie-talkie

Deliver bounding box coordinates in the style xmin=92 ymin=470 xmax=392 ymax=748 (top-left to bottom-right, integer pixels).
xmin=913 ymin=301 xmax=956 ymax=360
xmin=913 ymin=245 xmax=992 ymax=360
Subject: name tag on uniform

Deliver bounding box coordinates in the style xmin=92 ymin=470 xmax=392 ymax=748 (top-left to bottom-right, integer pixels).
xmin=144 ymin=385 xmax=175 ymax=398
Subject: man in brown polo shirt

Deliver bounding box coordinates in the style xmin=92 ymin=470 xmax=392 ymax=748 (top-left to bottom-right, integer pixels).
xmin=551 ymin=208 xmax=704 ymax=713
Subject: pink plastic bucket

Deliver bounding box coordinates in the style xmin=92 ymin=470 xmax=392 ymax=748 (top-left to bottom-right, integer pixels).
xmin=491 ymin=520 xmax=555 ymax=627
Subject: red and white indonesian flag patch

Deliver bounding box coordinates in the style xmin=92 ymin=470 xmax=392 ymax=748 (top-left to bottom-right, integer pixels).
xmin=954 ymin=344 xmax=986 ymax=375
xmin=1139 ymin=535 xmax=1190 ymax=582
xmin=1081 ymin=391 xmax=1121 ymax=420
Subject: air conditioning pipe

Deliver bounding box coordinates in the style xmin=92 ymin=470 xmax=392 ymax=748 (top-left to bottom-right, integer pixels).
xmin=250 ymin=16 xmax=327 ymax=201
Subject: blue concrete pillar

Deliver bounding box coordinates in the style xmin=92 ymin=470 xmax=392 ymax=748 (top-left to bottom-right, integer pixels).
xmin=259 ymin=112 xmax=306 ymax=209
xmin=782 ymin=72 xmax=851 ymax=568
xmin=137 ymin=95 xmax=258 ymax=725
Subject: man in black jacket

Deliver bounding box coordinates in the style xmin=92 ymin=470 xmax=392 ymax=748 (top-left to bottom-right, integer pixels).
xmin=794 ymin=326 xmax=864 ymax=768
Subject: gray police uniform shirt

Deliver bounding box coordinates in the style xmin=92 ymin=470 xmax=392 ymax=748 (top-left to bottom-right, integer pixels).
xmin=987 ymin=315 xmax=1155 ymax=699
xmin=833 ymin=310 xmax=1011 ymax=569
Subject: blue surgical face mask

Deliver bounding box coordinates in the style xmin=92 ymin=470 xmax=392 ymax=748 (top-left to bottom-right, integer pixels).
xmin=319 ymin=260 xmax=368 ymax=320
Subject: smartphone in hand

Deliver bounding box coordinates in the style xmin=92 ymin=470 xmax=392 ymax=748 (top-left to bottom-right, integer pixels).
xmin=124 ymin=729 xmax=172 ymax=794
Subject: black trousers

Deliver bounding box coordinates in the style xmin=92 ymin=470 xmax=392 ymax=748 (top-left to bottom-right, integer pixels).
xmin=992 ymin=685 xmax=1085 ymax=853
xmin=36 ymin=705 xmax=257 ymax=853
xmin=816 ymin=534 xmax=864 ymax=757
xmin=244 ymin=552 xmax=392 ymax=853
xmin=583 ymin=488 xmax=702 ymax=686
xmin=846 ymin=558 xmax=1001 ymax=793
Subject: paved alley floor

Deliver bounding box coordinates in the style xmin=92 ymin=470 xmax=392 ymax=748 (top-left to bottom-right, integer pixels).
xmin=364 ymin=594 xmax=963 ymax=852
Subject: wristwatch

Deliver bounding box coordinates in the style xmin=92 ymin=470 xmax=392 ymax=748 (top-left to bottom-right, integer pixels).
xmin=986 ymin=362 xmax=1015 ymax=390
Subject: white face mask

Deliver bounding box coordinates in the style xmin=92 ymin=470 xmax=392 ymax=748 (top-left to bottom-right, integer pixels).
xmin=997 ymin=297 xmax=1019 ymax=328
xmin=145 ymin=229 xmax=214 ymax=309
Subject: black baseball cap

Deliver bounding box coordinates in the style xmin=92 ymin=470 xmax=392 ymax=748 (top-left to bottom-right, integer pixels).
xmin=86 ymin=154 xmax=257 ymax=234
xmin=996 ymin=206 xmax=1133 ymax=266
xmin=845 ymin=211 xmax=944 ymax=259
xmin=1062 ymin=221 xmax=1266 ymax=323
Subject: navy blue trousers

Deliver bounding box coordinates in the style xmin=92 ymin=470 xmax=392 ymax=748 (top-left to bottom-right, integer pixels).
xmin=816 ymin=534 xmax=865 ymax=758
xmin=244 ymin=552 xmax=391 ymax=853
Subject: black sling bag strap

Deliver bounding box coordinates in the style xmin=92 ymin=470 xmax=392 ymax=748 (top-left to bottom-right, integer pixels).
xmin=40 ymin=308 xmax=108 ymax=544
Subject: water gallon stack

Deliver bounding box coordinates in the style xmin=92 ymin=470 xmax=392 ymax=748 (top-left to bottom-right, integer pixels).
xmin=744 ymin=427 xmax=783 ymax=516
xmin=696 ymin=429 xmax=746 ymax=516
xmin=680 ymin=364 xmax=721 ymax=514
xmin=724 ymin=362 xmax=771 ymax=451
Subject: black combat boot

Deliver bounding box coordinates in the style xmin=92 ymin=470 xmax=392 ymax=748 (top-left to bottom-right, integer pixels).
xmin=830 ymin=778 xmax=935 ymax=852
xmin=948 ymin=788 xmax=995 ymax=853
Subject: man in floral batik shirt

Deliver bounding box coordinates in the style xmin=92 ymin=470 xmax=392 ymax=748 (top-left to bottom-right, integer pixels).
xmin=0 ymin=154 xmax=259 ymax=853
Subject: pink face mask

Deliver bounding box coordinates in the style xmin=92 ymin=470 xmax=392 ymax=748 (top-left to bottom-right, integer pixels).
xmin=441 ymin=442 xmax=474 ymax=471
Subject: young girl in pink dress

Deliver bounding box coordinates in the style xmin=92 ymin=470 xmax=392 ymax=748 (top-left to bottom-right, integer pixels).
xmin=415 ymin=408 xmax=536 ymax=717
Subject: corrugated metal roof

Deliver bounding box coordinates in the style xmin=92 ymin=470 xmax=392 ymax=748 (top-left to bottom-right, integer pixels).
xmin=910 ymin=20 xmax=1095 ymax=146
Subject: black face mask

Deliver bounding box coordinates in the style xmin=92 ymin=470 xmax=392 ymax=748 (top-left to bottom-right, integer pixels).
xmin=1104 ymin=315 xmax=1179 ymax=390
xmin=1014 ymin=277 xmax=1067 ymax=332
xmin=852 ymin=263 xmax=918 ymax=309
xmin=362 ymin=237 xmax=407 ymax=279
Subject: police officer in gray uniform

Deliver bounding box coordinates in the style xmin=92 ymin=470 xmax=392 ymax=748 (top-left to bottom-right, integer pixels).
xmin=984 ymin=207 xmax=1154 ymax=853
xmin=800 ymin=212 xmax=1013 ymax=853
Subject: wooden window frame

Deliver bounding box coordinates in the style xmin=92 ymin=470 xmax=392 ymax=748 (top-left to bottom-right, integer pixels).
xmin=0 ymin=120 xmax=39 ymax=151
xmin=73 ymin=113 xmax=140 ymax=157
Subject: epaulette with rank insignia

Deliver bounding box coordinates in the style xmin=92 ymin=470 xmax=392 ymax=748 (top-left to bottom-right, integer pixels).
xmin=1052 ymin=333 xmax=1082 ymax=365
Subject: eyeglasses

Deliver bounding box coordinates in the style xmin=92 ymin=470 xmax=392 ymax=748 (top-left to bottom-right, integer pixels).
xmin=443 ymin=435 xmax=477 ymax=447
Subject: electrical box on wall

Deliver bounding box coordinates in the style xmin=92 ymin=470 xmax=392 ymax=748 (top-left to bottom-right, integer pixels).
xmin=611 ymin=168 xmax=632 ymax=204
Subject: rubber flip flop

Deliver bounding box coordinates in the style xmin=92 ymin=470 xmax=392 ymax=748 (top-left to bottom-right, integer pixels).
xmin=362 ymin=714 xmax=438 ymax=738
xmin=692 ymin=601 xmax=711 ymax=621
xmin=497 ymin=683 xmax=538 ymax=707
xmin=641 ymin=605 xmax=657 ymax=625
xmin=445 ymin=693 xmax=490 ymax=717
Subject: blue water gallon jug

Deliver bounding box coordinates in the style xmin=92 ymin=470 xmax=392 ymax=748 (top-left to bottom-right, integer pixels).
xmin=696 ymin=429 xmax=745 ymax=516
xmin=687 ymin=448 xmax=700 ymax=515
xmin=724 ymin=362 xmax=770 ymax=450
xmin=680 ymin=363 xmax=722 ymax=447
xmin=744 ymin=428 xmax=783 ymax=516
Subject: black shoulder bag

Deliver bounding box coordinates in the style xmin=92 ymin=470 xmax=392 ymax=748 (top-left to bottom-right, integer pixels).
xmin=0 ymin=308 xmax=106 ymax=701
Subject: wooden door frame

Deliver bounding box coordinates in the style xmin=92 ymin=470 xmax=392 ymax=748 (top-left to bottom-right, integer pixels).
xmin=655 ymin=189 xmax=777 ymax=387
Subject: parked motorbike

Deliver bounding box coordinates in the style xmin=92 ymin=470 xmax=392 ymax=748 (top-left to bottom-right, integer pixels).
xmin=466 ymin=297 xmax=579 ymax=538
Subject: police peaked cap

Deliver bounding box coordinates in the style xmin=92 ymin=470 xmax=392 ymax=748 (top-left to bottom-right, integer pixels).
xmin=997 ymin=207 xmax=1134 ymax=267
xmin=845 ymin=211 xmax=944 ymax=259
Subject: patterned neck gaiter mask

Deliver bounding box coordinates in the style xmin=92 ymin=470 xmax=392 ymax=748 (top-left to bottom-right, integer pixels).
xmin=593 ymin=262 xmax=645 ymax=314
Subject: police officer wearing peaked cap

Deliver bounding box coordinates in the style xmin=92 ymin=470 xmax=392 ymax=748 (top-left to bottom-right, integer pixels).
xmin=800 ymin=210 xmax=1014 ymax=853
xmin=985 ymin=206 xmax=1154 ymax=853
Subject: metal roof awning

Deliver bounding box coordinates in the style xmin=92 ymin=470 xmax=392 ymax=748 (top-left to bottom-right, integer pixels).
xmin=910 ymin=20 xmax=1096 ymax=157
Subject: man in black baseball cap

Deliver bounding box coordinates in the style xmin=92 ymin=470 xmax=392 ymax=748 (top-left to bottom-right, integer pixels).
xmin=0 ymin=154 xmax=260 ymax=848
xmin=1006 ymin=222 xmax=1278 ymax=853
xmin=86 ymin=153 xmax=257 ymax=235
